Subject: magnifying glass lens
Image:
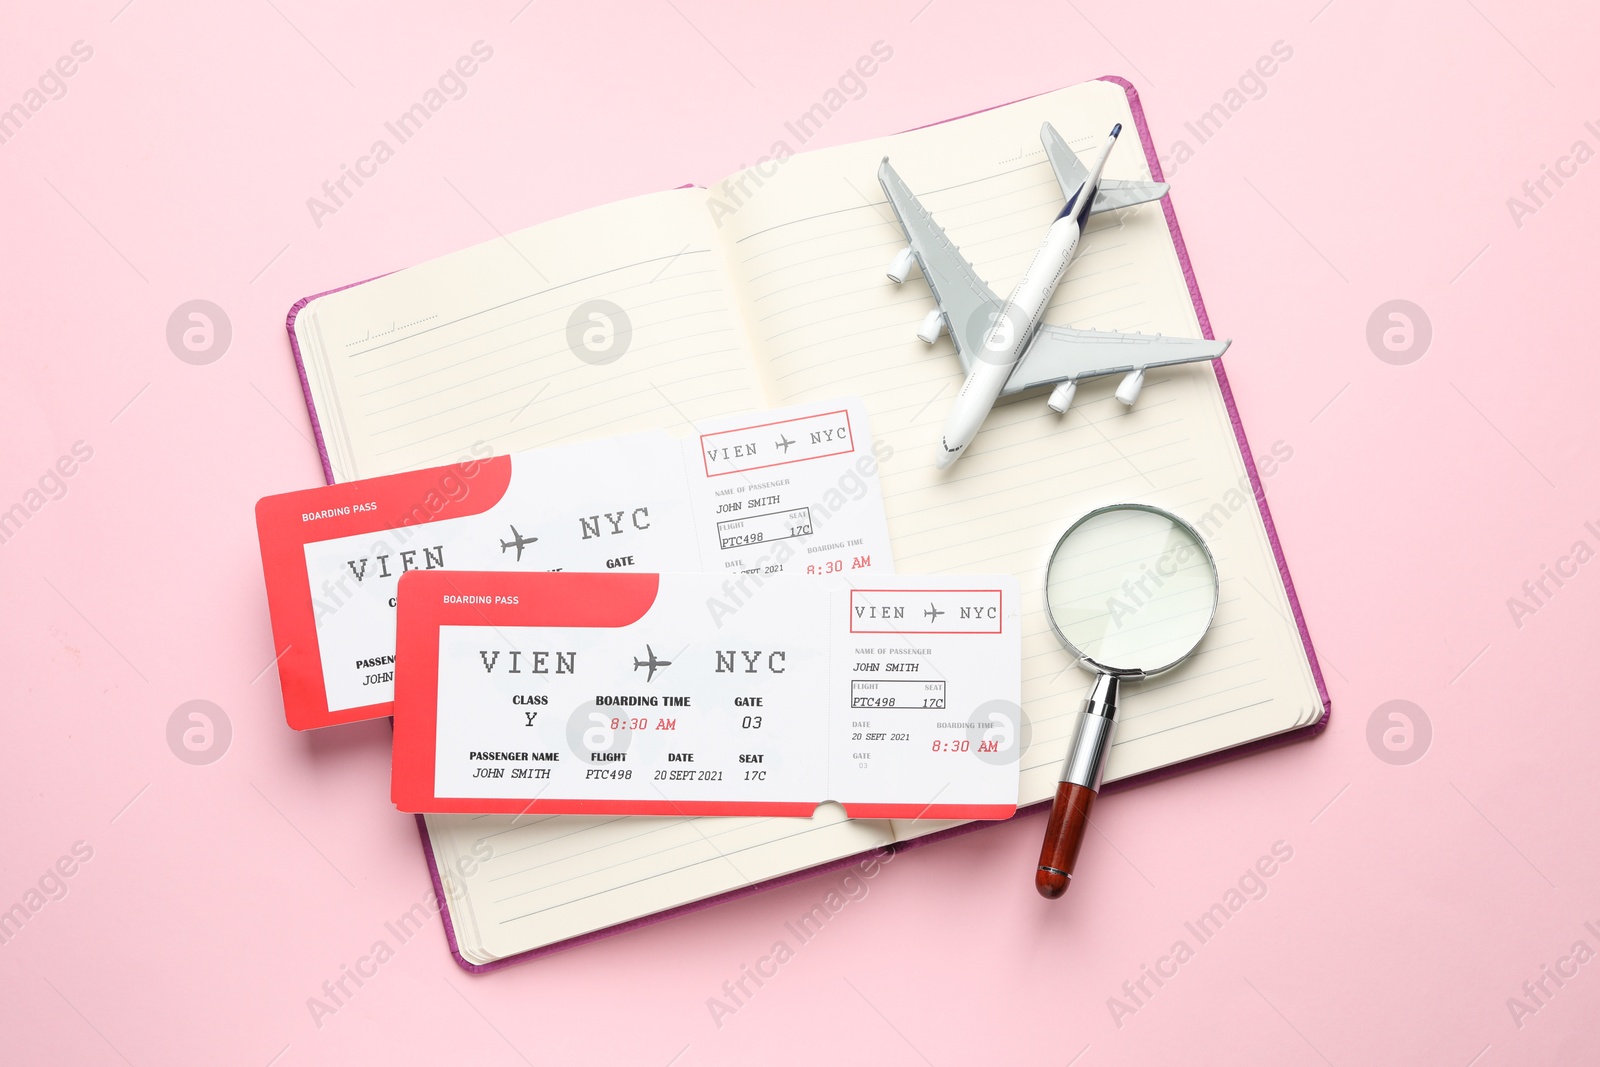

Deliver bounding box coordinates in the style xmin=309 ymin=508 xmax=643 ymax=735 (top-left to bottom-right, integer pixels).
xmin=1045 ymin=507 xmax=1216 ymax=674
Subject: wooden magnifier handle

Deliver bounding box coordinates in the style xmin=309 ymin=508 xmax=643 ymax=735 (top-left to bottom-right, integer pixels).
xmin=1035 ymin=673 xmax=1119 ymax=899
xmin=1036 ymin=782 xmax=1096 ymax=898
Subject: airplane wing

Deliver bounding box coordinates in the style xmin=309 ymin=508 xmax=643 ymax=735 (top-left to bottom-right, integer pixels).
xmin=877 ymin=158 xmax=1001 ymax=375
xmin=1002 ymin=326 xmax=1229 ymax=396
xmin=1040 ymin=122 xmax=1168 ymax=215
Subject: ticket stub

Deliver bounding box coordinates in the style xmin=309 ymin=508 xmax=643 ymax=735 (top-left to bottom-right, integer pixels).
xmin=390 ymin=571 xmax=1022 ymax=820
xmin=255 ymin=399 xmax=893 ymax=729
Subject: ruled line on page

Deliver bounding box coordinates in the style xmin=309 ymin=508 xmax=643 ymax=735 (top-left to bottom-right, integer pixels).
xmin=342 ymin=250 xmax=712 ymax=359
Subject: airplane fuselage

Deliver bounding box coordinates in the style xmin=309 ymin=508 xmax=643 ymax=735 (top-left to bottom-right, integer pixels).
xmin=932 ymin=124 xmax=1123 ymax=471
xmin=937 ymin=214 xmax=1083 ymax=470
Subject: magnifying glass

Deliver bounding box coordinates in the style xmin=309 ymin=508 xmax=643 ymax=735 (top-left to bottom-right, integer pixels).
xmin=1035 ymin=504 xmax=1219 ymax=899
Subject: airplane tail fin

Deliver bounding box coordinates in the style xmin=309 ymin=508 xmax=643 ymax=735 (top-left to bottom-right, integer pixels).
xmin=1039 ymin=122 xmax=1168 ymax=215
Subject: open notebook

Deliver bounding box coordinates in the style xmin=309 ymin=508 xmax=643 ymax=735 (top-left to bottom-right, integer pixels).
xmin=285 ymin=77 xmax=1328 ymax=969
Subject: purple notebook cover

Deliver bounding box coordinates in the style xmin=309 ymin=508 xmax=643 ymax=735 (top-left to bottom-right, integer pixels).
xmin=281 ymin=75 xmax=1331 ymax=973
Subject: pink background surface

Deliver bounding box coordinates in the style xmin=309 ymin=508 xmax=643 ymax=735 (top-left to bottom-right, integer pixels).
xmin=2 ymin=1 xmax=1596 ymax=1063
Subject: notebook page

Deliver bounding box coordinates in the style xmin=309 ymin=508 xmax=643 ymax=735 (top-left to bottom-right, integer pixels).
xmin=712 ymin=81 xmax=1322 ymax=833
xmin=292 ymin=187 xmax=764 ymax=480
xmin=431 ymin=807 xmax=890 ymax=964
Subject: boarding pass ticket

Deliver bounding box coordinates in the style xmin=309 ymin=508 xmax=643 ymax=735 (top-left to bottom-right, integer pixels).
xmin=390 ymin=571 xmax=1021 ymax=819
xmin=255 ymin=399 xmax=894 ymax=729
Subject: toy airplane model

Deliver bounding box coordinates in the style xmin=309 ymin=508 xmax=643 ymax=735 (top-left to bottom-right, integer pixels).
xmin=878 ymin=122 xmax=1231 ymax=470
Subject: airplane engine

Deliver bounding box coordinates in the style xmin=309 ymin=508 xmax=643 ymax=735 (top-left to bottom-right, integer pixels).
xmin=916 ymin=309 xmax=944 ymax=343
xmin=887 ymin=245 xmax=916 ymax=284
xmin=1047 ymin=380 xmax=1077 ymax=413
xmin=1115 ymin=368 xmax=1145 ymax=406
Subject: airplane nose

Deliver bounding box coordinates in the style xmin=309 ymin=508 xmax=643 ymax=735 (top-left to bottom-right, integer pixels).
xmin=935 ymin=442 xmax=961 ymax=470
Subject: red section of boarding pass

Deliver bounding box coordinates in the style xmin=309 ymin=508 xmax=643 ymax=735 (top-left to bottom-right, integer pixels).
xmin=254 ymin=455 xmax=511 ymax=730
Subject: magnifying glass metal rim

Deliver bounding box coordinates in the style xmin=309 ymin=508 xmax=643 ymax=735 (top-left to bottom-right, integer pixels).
xmin=1042 ymin=502 xmax=1221 ymax=679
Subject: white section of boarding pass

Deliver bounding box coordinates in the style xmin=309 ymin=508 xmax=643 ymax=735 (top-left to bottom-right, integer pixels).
xmin=826 ymin=583 xmax=1021 ymax=813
